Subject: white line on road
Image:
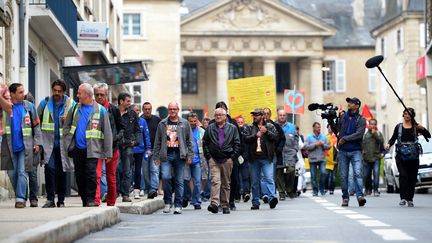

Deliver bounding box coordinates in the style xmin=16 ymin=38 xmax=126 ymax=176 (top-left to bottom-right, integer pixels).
xmin=332 ymin=209 xmax=357 ymax=214
xmin=357 ymin=220 xmax=390 ymax=227
xmin=344 ymin=214 xmax=371 ymax=219
xmin=372 ymin=229 xmax=416 ymax=241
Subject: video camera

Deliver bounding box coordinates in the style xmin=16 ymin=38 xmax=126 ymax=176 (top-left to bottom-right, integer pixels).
xmin=308 ymin=103 xmax=339 ymax=135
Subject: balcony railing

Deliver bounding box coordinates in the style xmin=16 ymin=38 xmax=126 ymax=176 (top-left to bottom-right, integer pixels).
xmin=29 ymin=0 xmax=77 ymax=44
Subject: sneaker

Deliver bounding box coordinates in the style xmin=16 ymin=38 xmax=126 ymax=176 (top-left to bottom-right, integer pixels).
xmin=194 ymin=204 xmax=201 ymax=210
xmin=229 ymin=202 xmax=236 ymax=211
xmin=30 ymin=199 xmax=38 ymax=207
xmin=57 ymin=202 xmax=65 ymax=208
xmin=269 ymin=197 xmax=278 ymax=209
xmin=373 ymin=191 xmax=380 ymax=197
xmin=133 ymin=189 xmax=140 ymax=199
xmin=139 ymin=190 xmax=145 ymax=197
xmin=399 ymin=199 xmax=407 ymax=206
xmin=163 ymin=205 xmax=172 ymax=213
xmin=122 ymin=196 xmax=132 ymax=202
xmin=222 ymin=208 xmax=230 ymax=214
xmin=320 ymin=191 xmax=326 ymax=196
xmin=407 ymin=201 xmax=414 ymax=207
xmin=357 ymin=196 xmax=367 ymax=207
xmin=42 ymin=200 xmax=56 ymax=208
xmin=207 ymin=203 xmax=218 ymax=214
xmin=262 ymin=195 xmax=269 ymax=204
xmin=365 ymin=190 xmax=372 ymax=196
xmin=101 ymin=193 xmax=107 ymax=203
xmin=251 ymin=205 xmax=260 ymax=210
xmin=86 ymin=202 xmax=99 ymax=207
xmin=341 ymin=199 xmax=349 ymax=207
xmin=15 ymin=202 xmax=26 ymax=208
xmin=312 ymin=192 xmax=318 ymax=197
xmin=182 ymin=199 xmax=189 ymax=208
xmin=147 ymin=191 xmax=158 ymax=199
xmin=279 ymin=195 xmax=286 ymax=201
xmin=243 ymin=193 xmax=251 ymax=203
xmin=173 ymin=207 xmax=182 ymax=214
xmin=329 ymin=190 xmax=334 ymax=195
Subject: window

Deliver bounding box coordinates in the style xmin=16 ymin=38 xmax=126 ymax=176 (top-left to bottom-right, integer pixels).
xmin=368 ymin=68 xmax=377 ymax=93
xmin=322 ymin=61 xmax=335 ymax=91
xmin=396 ymin=28 xmax=403 ymax=52
xmin=276 ymin=62 xmax=290 ymax=93
xmin=229 ymin=62 xmax=244 ymax=80
xmin=181 ymin=63 xmax=198 ymax=94
xmin=132 ymin=85 xmax=142 ymax=104
xmin=123 ymin=13 xmax=142 ymax=36
xmin=322 ymin=60 xmax=345 ymax=92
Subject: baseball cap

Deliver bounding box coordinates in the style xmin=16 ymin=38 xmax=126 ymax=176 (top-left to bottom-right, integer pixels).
xmin=346 ymin=97 xmax=361 ymax=106
xmin=250 ymin=108 xmax=263 ymax=115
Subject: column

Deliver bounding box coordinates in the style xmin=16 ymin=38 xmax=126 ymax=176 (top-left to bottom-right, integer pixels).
xmin=216 ymin=57 xmax=229 ymax=103
xmin=310 ymin=58 xmax=323 ymax=122
xmin=263 ymin=58 xmax=276 ymax=78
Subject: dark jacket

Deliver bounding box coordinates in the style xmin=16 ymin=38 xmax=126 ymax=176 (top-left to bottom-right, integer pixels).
xmin=142 ymin=114 xmax=161 ymax=149
xmin=243 ymin=121 xmax=278 ymax=161
xmin=119 ymin=107 xmax=141 ymax=148
xmin=108 ymin=103 xmax=123 ymax=150
xmin=269 ymin=120 xmax=285 ymax=165
xmin=203 ymin=122 xmax=241 ymax=162
xmin=337 ymin=111 xmax=366 ymax=152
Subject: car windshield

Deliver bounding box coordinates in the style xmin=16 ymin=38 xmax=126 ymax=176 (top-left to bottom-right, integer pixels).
xmin=419 ymin=138 xmax=432 ymax=154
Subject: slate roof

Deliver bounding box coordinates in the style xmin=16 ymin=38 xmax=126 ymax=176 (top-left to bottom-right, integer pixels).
xmin=182 ymin=0 xmax=384 ymax=48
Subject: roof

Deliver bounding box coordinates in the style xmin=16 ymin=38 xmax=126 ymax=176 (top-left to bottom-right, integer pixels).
xmin=182 ymin=0 xmax=384 ymax=48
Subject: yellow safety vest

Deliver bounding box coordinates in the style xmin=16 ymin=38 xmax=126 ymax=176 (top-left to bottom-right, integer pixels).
xmin=3 ymin=109 xmax=32 ymax=137
xmin=69 ymin=104 xmax=104 ymax=140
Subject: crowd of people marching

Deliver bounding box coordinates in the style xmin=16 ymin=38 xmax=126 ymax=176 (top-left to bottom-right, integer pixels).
xmin=0 ymin=80 xmax=430 ymax=212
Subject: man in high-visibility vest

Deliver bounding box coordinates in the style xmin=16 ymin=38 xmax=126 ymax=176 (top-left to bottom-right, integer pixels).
xmin=63 ymin=83 xmax=112 ymax=207
xmin=38 ymin=79 xmax=76 ymax=208
xmin=0 ymin=83 xmax=42 ymax=208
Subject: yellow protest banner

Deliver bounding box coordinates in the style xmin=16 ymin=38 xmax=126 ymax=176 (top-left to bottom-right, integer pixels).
xmin=227 ymin=76 xmax=277 ymax=124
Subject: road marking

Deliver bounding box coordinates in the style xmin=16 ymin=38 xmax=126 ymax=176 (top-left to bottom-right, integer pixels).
xmin=308 ymin=196 xmax=416 ymax=242
xmin=357 ymin=220 xmax=390 ymax=227
xmin=91 ymin=238 xmax=340 ymax=242
xmin=344 ymin=214 xmax=371 ymax=219
xmin=372 ymin=229 xmax=416 ymax=241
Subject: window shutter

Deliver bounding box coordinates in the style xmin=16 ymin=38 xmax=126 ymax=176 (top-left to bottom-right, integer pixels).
xmin=335 ymin=59 xmax=346 ymax=92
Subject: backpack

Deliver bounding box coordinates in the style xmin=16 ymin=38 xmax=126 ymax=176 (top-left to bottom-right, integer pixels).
xmin=396 ymin=123 xmax=422 ymax=161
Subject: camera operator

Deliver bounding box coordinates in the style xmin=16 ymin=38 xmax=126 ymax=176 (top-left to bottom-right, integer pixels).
xmin=337 ymin=97 xmax=367 ymax=207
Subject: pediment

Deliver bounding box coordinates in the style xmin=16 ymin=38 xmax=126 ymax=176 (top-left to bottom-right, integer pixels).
xmin=181 ymin=0 xmax=335 ymax=36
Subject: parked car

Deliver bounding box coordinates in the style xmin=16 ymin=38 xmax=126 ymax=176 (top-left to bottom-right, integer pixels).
xmin=383 ymin=136 xmax=432 ymax=193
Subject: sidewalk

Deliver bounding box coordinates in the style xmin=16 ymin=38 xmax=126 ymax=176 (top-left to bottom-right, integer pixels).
xmin=0 ymin=195 xmax=164 ymax=243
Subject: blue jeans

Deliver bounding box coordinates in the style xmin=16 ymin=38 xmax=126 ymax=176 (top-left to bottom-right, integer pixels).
xmin=100 ymin=161 xmax=108 ymax=197
xmin=250 ymin=158 xmax=276 ymax=206
xmin=364 ymin=160 xmax=380 ymax=192
xmin=161 ymin=153 xmax=186 ymax=207
xmin=338 ymin=150 xmax=364 ymax=200
xmin=183 ymin=162 xmax=202 ymax=205
xmin=260 ymin=156 xmax=277 ymax=197
xmin=348 ymin=164 xmax=355 ymax=193
xmin=309 ymin=161 xmax=327 ymax=195
xmin=325 ymin=169 xmax=336 ymax=192
xmin=8 ymin=150 xmax=27 ymax=202
xmin=141 ymin=155 xmax=160 ymax=193
xmin=239 ymin=161 xmax=250 ymax=194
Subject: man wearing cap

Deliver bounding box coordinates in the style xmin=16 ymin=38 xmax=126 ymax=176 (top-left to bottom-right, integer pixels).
xmin=337 ymin=97 xmax=367 ymax=207
xmin=244 ymin=108 xmax=279 ymax=210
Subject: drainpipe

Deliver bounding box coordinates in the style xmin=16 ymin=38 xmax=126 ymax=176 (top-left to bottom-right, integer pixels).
xmin=19 ymin=0 xmax=27 ymax=85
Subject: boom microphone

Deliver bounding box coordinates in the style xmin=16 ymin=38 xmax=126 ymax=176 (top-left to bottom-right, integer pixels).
xmin=365 ymin=55 xmax=384 ymax=68
xmin=308 ymin=103 xmax=320 ymax=111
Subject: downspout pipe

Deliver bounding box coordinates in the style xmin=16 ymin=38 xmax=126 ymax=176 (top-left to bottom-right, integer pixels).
xmin=19 ymin=0 xmax=26 ymax=68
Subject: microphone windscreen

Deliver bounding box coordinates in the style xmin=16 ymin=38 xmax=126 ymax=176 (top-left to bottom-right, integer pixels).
xmin=308 ymin=103 xmax=319 ymax=111
xmin=365 ymin=55 xmax=384 ymax=68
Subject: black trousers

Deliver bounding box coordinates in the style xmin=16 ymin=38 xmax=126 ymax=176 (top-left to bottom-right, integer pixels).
xmin=396 ymin=157 xmax=419 ymax=201
xmin=72 ymin=148 xmax=98 ymax=206
xmin=45 ymin=147 xmax=66 ymax=203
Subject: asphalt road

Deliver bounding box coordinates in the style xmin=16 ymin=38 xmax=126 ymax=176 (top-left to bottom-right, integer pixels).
xmin=78 ymin=190 xmax=432 ymax=243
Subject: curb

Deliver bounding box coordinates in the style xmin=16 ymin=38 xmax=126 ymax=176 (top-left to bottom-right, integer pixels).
xmin=2 ymin=207 xmax=120 ymax=243
xmin=117 ymin=198 xmax=165 ymax=215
